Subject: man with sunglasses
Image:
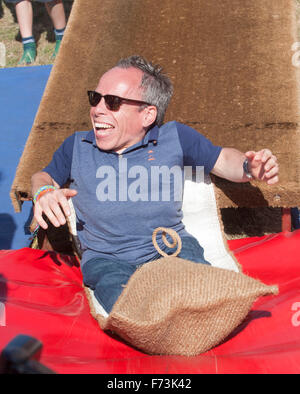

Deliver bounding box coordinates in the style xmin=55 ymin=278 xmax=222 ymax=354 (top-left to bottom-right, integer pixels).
xmin=31 ymin=55 xmax=279 ymax=314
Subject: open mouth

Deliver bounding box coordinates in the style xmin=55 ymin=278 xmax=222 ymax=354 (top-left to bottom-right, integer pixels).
xmin=94 ymin=122 xmax=114 ymax=136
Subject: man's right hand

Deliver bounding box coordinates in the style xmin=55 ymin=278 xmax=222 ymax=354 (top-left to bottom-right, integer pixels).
xmin=34 ymin=188 xmax=78 ymax=230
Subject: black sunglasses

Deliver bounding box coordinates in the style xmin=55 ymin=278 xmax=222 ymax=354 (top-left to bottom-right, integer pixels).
xmin=87 ymin=90 xmax=152 ymax=111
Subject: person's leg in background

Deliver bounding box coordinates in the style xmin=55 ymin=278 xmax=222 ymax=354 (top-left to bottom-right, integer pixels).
xmin=15 ymin=0 xmax=36 ymax=65
xmin=44 ymin=0 xmax=66 ymax=59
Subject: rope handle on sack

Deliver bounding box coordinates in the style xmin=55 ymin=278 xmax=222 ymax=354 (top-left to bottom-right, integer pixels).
xmin=152 ymin=227 xmax=182 ymax=257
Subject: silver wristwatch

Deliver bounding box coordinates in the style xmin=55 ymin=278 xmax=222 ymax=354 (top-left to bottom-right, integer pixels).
xmin=243 ymin=158 xmax=253 ymax=179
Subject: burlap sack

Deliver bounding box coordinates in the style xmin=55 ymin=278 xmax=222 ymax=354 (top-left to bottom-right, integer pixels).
xmin=86 ymin=228 xmax=278 ymax=356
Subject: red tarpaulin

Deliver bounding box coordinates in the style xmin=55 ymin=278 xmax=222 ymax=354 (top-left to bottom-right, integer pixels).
xmin=0 ymin=231 xmax=300 ymax=374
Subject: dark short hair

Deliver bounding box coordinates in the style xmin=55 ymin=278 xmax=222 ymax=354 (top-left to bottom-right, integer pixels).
xmin=116 ymin=55 xmax=173 ymax=126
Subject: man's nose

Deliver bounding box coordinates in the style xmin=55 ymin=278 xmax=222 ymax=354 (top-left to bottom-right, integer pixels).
xmin=94 ymin=96 xmax=107 ymax=113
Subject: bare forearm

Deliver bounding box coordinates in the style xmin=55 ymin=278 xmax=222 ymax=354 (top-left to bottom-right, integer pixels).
xmin=211 ymin=147 xmax=279 ymax=184
xmin=211 ymin=148 xmax=249 ymax=183
xmin=31 ymin=171 xmax=59 ymax=197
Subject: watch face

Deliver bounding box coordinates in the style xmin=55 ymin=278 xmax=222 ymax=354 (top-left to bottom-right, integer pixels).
xmin=243 ymin=159 xmax=253 ymax=179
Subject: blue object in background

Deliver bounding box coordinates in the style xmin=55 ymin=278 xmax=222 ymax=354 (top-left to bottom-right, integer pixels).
xmin=291 ymin=207 xmax=300 ymax=230
xmin=0 ymin=65 xmax=52 ymax=249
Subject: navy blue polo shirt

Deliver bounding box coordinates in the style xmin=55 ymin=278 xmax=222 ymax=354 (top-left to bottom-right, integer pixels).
xmin=43 ymin=121 xmax=222 ymax=265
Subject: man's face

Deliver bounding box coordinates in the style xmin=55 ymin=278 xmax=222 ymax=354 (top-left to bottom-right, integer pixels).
xmin=90 ymin=67 xmax=151 ymax=153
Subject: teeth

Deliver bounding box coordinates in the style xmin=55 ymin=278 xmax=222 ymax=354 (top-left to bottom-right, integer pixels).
xmin=95 ymin=123 xmax=113 ymax=129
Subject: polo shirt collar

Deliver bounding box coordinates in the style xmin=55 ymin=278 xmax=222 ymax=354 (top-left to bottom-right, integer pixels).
xmin=81 ymin=125 xmax=160 ymax=152
xmin=81 ymin=129 xmax=95 ymax=144
xmin=144 ymin=125 xmax=159 ymax=146
xmin=122 ymin=125 xmax=159 ymax=154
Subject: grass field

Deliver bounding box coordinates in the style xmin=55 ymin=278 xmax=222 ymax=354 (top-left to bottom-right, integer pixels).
xmin=0 ymin=0 xmax=74 ymax=67
xmin=1 ymin=0 xmax=300 ymax=67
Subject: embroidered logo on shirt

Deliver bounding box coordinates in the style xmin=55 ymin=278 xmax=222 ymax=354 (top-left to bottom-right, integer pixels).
xmin=148 ymin=150 xmax=155 ymax=161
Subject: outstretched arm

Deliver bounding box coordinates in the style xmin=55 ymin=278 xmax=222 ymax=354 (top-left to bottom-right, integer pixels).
xmin=211 ymin=148 xmax=279 ymax=184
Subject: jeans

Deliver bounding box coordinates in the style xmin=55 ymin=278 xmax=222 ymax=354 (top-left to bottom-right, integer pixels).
xmin=82 ymin=236 xmax=210 ymax=314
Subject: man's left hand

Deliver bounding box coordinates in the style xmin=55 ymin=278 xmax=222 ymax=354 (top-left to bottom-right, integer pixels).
xmin=245 ymin=149 xmax=279 ymax=185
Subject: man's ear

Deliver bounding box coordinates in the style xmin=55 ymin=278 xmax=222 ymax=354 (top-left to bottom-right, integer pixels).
xmin=142 ymin=106 xmax=157 ymax=128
